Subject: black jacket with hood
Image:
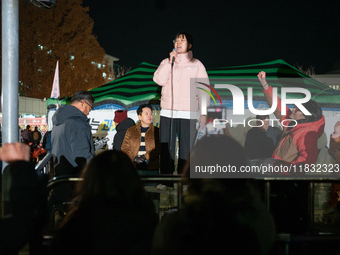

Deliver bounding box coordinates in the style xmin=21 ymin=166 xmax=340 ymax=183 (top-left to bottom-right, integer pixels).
xmin=113 ymin=118 xmax=135 ymax=151
xmin=51 ymin=105 xmax=94 ymax=171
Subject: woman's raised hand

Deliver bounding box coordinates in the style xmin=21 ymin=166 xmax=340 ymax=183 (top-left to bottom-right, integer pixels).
xmin=0 ymin=143 xmax=30 ymax=163
xmin=257 ymin=71 xmax=269 ymax=90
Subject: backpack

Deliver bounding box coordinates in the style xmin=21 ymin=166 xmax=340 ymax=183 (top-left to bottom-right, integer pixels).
xmin=22 ymin=129 xmax=31 ymax=140
xmin=33 ymin=131 xmax=40 ymax=141
xmin=43 ymin=131 xmax=52 ymax=151
xmin=45 ymin=131 xmax=52 ymax=151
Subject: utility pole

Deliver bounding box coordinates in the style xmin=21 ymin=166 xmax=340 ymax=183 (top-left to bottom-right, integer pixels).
xmin=2 ymin=0 xmax=20 ymax=216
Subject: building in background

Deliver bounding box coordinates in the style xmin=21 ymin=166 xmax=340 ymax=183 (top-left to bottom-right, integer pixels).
xmin=0 ymin=96 xmax=48 ymax=135
xmin=313 ymin=73 xmax=340 ymax=91
xmin=102 ymin=54 xmax=119 ymax=80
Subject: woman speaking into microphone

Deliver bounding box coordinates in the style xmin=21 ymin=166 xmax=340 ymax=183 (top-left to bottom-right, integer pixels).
xmin=153 ymin=32 xmax=209 ymax=174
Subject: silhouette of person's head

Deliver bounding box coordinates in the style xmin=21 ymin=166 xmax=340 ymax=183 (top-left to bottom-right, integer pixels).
xmin=183 ymin=135 xmax=250 ymax=207
xmin=176 ymin=135 xmax=264 ymax=255
xmin=75 ymin=150 xmax=152 ymax=210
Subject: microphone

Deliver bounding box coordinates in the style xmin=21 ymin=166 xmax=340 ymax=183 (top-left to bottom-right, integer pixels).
xmin=171 ymin=48 xmax=177 ymax=65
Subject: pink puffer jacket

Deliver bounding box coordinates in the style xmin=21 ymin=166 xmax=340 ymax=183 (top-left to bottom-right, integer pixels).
xmin=153 ymin=51 xmax=209 ymax=112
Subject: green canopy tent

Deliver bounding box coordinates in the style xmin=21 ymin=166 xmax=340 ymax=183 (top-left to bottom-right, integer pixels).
xmin=47 ymin=62 xmax=160 ymax=110
xmin=45 ymin=59 xmax=340 ymax=152
xmin=207 ymin=59 xmax=340 ymax=109
xmin=46 ymin=59 xmax=340 ymax=110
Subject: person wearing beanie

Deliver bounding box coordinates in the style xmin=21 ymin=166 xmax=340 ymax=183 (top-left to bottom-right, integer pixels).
xmin=114 ymin=110 xmax=128 ymax=124
xmin=112 ymin=110 xmax=135 ymax=151
xmin=257 ymin=72 xmax=326 ymax=234
xmin=257 ymin=71 xmax=325 ymax=165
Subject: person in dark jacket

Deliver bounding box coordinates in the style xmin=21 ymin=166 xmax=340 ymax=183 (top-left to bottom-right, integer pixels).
xmin=51 ymin=91 xmax=95 ymax=213
xmin=51 ymin=91 xmax=95 ymax=176
xmin=32 ymin=126 xmax=42 ymax=145
xmin=42 ymin=130 xmax=52 ymax=152
xmin=22 ymin=125 xmax=32 ymax=144
xmin=244 ymin=115 xmax=281 ymax=160
xmin=112 ymin=110 xmax=135 ymax=151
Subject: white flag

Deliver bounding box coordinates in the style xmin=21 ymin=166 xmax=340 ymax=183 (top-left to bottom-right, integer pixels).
xmin=50 ymin=61 xmax=60 ymax=99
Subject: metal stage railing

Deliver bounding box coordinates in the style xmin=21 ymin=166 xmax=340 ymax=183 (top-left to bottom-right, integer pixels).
xmin=42 ymin=174 xmax=340 ymax=255
xmin=260 ymin=178 xmax=340 ymax=232
xmin=35 ymin=152 xmax=53 ymax=174
xmin=47 ymin=175 xmax=184 ymax=209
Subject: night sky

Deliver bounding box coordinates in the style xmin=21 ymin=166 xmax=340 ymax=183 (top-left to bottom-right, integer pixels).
xmin=82 ymin=0 xmax=340 ymax=74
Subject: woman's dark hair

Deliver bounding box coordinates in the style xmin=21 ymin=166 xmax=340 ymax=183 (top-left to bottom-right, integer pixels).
xmin=297 ymin=100 xmax=322 ymax=124
xmin=76 ymin=150 xmax=148 ymax=206
xmin=174 ymin=32 xmax=193 ymax=51
xmin=59 ymin=150 xmax=154 ymax=228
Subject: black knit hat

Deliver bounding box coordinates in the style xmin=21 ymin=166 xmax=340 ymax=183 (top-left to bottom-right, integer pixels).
xmin=300 ymin=100 xmax=322 ymax=123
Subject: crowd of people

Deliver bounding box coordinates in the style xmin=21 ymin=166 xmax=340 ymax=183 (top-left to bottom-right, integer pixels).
xmin=1 ymin=31 xmax=340 ymax=254
xmin=20 ymin=125 xmax=50 ymax=164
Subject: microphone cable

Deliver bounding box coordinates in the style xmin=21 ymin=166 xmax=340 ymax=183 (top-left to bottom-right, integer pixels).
xmin=169 ymin=48 xmax=177 ymax=174
xmin=169 ymin=56 xmax=175 ymax=172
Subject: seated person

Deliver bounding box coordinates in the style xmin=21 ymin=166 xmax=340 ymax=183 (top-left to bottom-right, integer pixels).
xmin=112 ymin=109 xmax=135 ymax=151
xmin=244 ymin=115 xmax=281 ymax=160
xmin=258 ymin=71 xmax=325 ymax=165
xmin=121 ymin=104 xmax=161 ymax=215
xmin=121 ymin=104 xmax=160 ymax=172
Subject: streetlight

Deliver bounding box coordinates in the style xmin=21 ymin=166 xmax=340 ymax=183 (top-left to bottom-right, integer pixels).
xmin=22 ymin=0 xmax=55 ymax=9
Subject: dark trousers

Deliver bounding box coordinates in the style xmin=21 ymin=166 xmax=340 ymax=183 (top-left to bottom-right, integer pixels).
xmin=160 ymin=116 xmax=197 ymax=174
xmin=137 ymin=170 xmax=160 ymax=217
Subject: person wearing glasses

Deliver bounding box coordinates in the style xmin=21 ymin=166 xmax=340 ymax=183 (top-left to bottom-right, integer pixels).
xmin=257 ymin=72 xmax=326 ymax=233
xmin=257 ymin=71 xmax=325 ymax=165
xmin=51 ymin=91 xmax=95 ymax=214
xmin=153 ymin=32 xmax=209 ymax=175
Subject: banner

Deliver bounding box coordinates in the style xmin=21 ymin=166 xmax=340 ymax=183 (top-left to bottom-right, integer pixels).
xmin=50 ymin=61 xmax=60 ymax=99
